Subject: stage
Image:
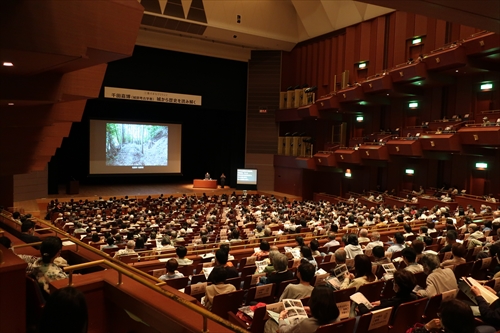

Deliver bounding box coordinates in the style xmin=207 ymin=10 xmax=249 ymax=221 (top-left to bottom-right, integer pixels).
xmin=13 ymin=182 xmax=301 ymax=218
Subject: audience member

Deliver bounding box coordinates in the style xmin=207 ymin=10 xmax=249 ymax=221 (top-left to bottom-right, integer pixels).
xmin=202 ymin=266 xmax=236 ymax=311
xmin=416 ymin=253 xmax=457 ymax=298
xmin=176 ymin=246 xmax=193 ymax=266
xmin=39 ymin=287 xmax=88 ymax=333
xmin=159 ymin=259 xmax=184 ymax=280
xmin=32 ymin=236 xmax=68 ymax=294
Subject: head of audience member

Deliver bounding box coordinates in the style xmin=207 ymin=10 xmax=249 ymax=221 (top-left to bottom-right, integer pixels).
xmin=297 ymin=262 xmax=315 ymax=284
xmin=114 ymin=235 xmax=122 ymax=244
xmin=309 ymin=239 xmax=319 ymax=253
xmin=420 ymin=226 xmax=428 ymax=235
xmin=231 ymin=229 xmax=240 ymax=240
xmin=268 ymin=250 xmax=280 ymax=266
xmin=21 ymin=221 xmax=35 ymax=234
xmin=394 ymin=232 xmax=405 ymax=245
xmin=359 ymin=229 xmax=368 ymax=238
xmin=347 ymin=234 xmax=359 ymax=246
xmin=490 ymin=243 xmax=500 ymax=261
xmin=308 ymin=285 xmax=340 ymax=325
xmin=12 ymin=212 xmax=21 ymax=220
xmin=393 ymin=270 xmax=416 ymax=296
xmin=372 ymin=246 xmax=385 ymax=260
xmin=451 ymin=243 xmax=467 ymax=259
xmin=201 ymin=235 xmax=208 ymax=244
xmin=411 ymin=239 xmax=424 ymax=255
xmin=219 ymin=243 xmax=230 ymax=255
xmin=126 ymin=240 xmax=135 ymax=250
xmin=445 ymin=230 xmax=457 ymax=245
xmin=210 ymin=265 xmax=228 ymax=284
xmin=420 ymin=253 xmax=440 ymax=275
xmin=106 ymin=237 xmax=115 ymax=247
xmin=91 ymin=234 xmax=100 ymax=243
xmin=259 ymin=240 xmax=270 ymax=252
xmin=423 ymin=236 xmax=433 ymax=247
xmin=215 ymin=249 xmax=229 ymax=266
xmin=263 ymin=228 xmax=272 ymax=237
xmin=468 ymin=223 xmax=479 ymax=234
xmin=439 ymin=299 xmax=476 ymax=333
xmin=334 ymin=249 xmax=346 ymax=265
xmin=295 ymin=236 xmax=304 ymax=247
xmin=403 ymin=223 xmax=412 ymax=234
xmin=166 ymin=259 xmax=178 ymax=273
xmin=40 ymin=236 xmax=63 ymax=264
xmin=273 ymin=253 xmax=288 ymax=272
xmin=341 ymin=233 xmax=349 ymax=246
xmin=354 ymin=254 xmax=376 ymax=282
xmin=327 ymin=231 xmax=337 ymax=241
xmin=135 ymin=237 xmax=145 ymax=249
xmin=371 ymin=231 xmax=381 ymax=242
xmin=401 ymin=247 xmax=417 ymax=264
xmin=39 ymin=287 xmax=88 ymax=333
xmin=176 ymin=246 xmax=188 ymax=259
xmin=300 ymin=246 xmax=314 ymax=260
xmin=330 ymin=224 xmax=339 ymax=233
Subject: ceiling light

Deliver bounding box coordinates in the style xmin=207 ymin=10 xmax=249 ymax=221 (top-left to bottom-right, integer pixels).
xmin=8 ymin=103 xmax=14 ymax=106
xmin=2 ymin=62 xmax=13 ymax=67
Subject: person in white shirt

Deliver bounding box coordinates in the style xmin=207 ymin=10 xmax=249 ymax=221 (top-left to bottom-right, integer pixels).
xmin=387 ymin=233 xmax=405 ymax=253
xmin=358 ymin=229 xmax=370 ymax=243
xmin=364 ymin=232 xmax=384 ymax=250
xmin=344 ymin=234 xmax=364 ymax=259
xmin=402 ymin=247 xmax=423 ymax=273
xmin=324 ymin=232 xmax=340 ymax=251
xmin=114 ymin=240 xmax=136 ymax=258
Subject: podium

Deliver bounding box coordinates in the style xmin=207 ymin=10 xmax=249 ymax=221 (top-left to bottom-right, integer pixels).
xmin=193 ymin=179 xmax=218 ymax=189
xmin=66 ymin=181 xmax=79 ymax=195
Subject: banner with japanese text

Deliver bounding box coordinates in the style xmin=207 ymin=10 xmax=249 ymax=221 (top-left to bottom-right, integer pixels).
xmin=104 ymin=87 xmax=202 ymax=106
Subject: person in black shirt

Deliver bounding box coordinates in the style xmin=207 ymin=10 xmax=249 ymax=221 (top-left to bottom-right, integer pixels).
xmin=207 ymin=249 xmax=238 ymax=284
xmin=20 ymin=221 xmax=41 ymax=249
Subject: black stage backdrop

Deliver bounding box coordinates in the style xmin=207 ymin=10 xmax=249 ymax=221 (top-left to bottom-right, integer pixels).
xmin=48 ymin=46 xmax=247 ymax=193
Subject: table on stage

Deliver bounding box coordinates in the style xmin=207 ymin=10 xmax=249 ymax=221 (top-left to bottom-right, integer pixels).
xmin=193 ymin=179 xmax=218 ymax=189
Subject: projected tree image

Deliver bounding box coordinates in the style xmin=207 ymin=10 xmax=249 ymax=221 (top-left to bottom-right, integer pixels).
xmin=106 ymin=123 xmax=168 ymax=166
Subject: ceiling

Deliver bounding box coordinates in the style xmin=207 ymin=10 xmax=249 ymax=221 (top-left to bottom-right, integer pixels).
xmin=136 ymin=0 xmax=500 ymax=61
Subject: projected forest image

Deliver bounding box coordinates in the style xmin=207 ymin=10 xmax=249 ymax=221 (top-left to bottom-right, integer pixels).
xmin=106 ymin=123 xmax=168 ymax=166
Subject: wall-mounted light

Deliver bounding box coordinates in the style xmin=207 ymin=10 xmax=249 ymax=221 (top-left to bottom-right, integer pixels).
xmin=480 ymin=83 xmax=493 ymax=91
xmin=405 ymin=169 xmax=415 ymax=175
xmin=476 ymin=162 xmax=488 ymax=170
xmin=409 ymin=102 xmax=419 ymax=109
xmin=358 ymin=61 xmax=368 ymax=70
xmin=345 ymin=169 xmax=352 ymax=178
xmin=412 ymin=38 xmax=422 ymax=45
xmin=2 ymin=62 xmax=13 ymax=67
xmin=8 ymin=102 xmax=14 ymax=106
xmin=359 ymin=101 xmax=367 ymax=106
xmin=356 ymin=116 xmax=364 ymax=122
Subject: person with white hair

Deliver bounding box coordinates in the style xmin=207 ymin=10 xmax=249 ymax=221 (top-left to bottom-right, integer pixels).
xmin=416 ymin=254 xmax=457 ymax=298
xmin=114 ymin=240 xmax=136 ymax=258
xmin=364 ymin=231 xmax=383 ymax=250
xmin=358 ymin=229 xmax=370 ymax=243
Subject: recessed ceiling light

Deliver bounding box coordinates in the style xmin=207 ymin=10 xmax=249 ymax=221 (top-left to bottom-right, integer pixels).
xmin=3 ymin=62 xmax=13 ymax=67
xmin=455 ymin=70 xmax=459 ymax=73
xmin=8 ymin=103 xmax=14 ymax=106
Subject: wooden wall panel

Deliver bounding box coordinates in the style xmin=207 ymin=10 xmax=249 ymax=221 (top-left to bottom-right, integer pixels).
xmin=323 ymin=39 xmax=331 ymax=87
xmin=393 ymin=11 xmax=409 ymax=66
xmin=300 ymin=46 xmax=307 ymax=85
xmin=406 ymin=13 xmax=416 ymax=38
xmin=274 ymin=167 xmax=303 ymax=197
xmin=414 ymin=15 xmax=428 ymax=37
xmin=344 ymin=27 xmax=356 ymax=76
xmin=312 ymin=43 xmax=319 ymax=89
xmin=318 ymin=40 xmax=326 ymax=94
xmin=371 ymin=17 xmax=386 ymax=74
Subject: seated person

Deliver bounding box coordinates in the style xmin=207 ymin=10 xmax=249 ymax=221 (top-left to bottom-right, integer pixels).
xmin=101 ymin=237 xmax=118 ymax=250
xmin=279 ymin=262 xmax=315 ymax=301
xmin=175 ymin=246 xmax=193 ymax=266
xmin=440 ymin=243 xmax=466 ymax=268
xmin=416 ymin=253 xmax=457 ymax=298
xmin=358 ymin=229 xmax=370 ymax=243
xmin=20 ymin=220 xmax=42 ymax=249
xmin=159 ymin=259 xmax=184 ymax=280
xmin=402 ymin=247 xmax=423 ymax=273
xmin=113 ymin=240 xmax=136 ymax=258
xmin=251 ymin=240 xmax=270 ymax=261
xmin=207 ymin=249 xmax=239 ymax=284
xmin=38 ymin=287 xmax=88 ymax=333
xmin=264 ymin=253 xmax=294 ymax=288
xmin=202 ymin=266 xmax=236 ymax=311
xmin=340 ymin=254 xmax=377 ymax=291
xmin=372 ymin=245 xmax=391 ymax=265
xmin=32 ymin=236 xmax=68 ymax=294
xmin=364 ymin=231 xmax=383 ymax=250
xmin=277 ymin=284 xmax=340 ymax=333
xmin=358 ymin=270 xmax=418 ymax=321
xmin=344 ymin=234 xmax=363 ymax=259
xmin=300 ymin=246 xmax=318 ymax=271
xmin=309 ymin=239 xmax=321 ymax=257
xmin=387 ymin=232 xmax=405 ymax=253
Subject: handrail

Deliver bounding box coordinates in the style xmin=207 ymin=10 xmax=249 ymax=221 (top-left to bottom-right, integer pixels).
xmin=63 ymin=259 xmax=247 ymax=333
xmin=11 ymin=237 xmax=70 ymax=249
xmin=1 ymin=210 xmax=246 ymax=333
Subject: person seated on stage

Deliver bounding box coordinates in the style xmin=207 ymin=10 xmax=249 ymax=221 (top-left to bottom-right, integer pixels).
xmin=204 ymin=172 xmax=210 ymax=180
xmin=159 ymin=259 xmax=184 ymax=281
xmin=175 ymin=246 xmax=193 ymax=266
xmin=32 ymin=237 xmax=68 ymax=294
xmin=202 ymin=266 xmax=236 ymax=311
xmin=113 ymin=240 xmax=136 ymax=258
xmin=279 ymin=262 xmax=315 ymax=301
